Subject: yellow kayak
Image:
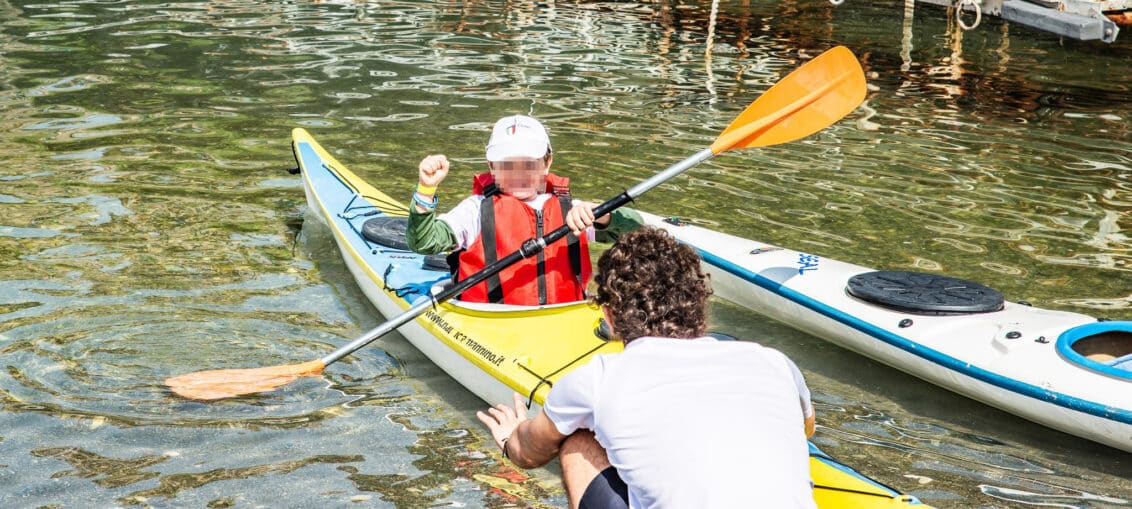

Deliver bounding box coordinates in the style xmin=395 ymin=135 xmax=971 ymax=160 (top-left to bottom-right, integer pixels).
xmin=293 ymin=128 xmax=930 ymax=508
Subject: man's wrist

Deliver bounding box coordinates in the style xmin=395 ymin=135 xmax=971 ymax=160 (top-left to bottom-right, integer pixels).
xmin=500 ymin=428 xmax=517 ymax=459
xmin=500 ymin=437 xmax=510 ymax=458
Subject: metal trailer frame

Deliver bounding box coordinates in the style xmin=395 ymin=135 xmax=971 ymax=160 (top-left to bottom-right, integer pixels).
xmin=916 ymin=0 xmax=1122 ymax=42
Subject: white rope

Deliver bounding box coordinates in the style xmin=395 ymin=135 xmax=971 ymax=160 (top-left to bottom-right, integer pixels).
xmin=955 ymin=0 xmax=982 ymax=30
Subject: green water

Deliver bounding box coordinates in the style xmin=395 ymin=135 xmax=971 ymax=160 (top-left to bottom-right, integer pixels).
xmin=1 ymin=0 xmax=1130 ymax=507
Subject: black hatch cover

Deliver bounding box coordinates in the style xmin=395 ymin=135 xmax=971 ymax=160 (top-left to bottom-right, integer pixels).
xmin=846 ymin=270 xmax=1004 ymax=315
xmin=362 ymin=216 xmax=411 ymax=251
xmin=362 ymin=216 xmax=451 ymax=272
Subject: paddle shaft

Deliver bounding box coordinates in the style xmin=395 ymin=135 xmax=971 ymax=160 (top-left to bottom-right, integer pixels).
xmin=165 ymin=46 xmax=865 ymax=401
xmin=318 ymin=147 xmax=715 ymax=366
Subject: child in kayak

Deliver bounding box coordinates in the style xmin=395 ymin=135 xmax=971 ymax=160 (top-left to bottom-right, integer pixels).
xmin=406 ymin=114 xmax=641 ymax=306
xmin=477 ymin=226 xmax=818 ymax=509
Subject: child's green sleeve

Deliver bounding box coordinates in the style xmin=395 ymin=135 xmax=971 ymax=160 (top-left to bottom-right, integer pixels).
xmin=407 ymin=207 xmax=458 ymax=255
xmin=594 ymin=208 xmax=643 ymax=243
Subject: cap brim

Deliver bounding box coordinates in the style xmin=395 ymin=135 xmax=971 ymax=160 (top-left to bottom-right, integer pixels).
xmin=485 ymin=141 xmax=549 ymax=162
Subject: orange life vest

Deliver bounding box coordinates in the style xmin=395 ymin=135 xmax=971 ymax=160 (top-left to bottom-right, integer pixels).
xmin=457 ymin=172 xmax=591 ymax=305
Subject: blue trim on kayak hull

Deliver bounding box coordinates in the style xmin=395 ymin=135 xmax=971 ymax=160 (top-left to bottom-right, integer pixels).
xmin=696 ymin=249 xmax=1132 ymax=426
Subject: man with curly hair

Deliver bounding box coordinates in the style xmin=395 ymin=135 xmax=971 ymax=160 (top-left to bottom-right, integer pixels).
xmin=478 ymin=226 xmax=817 ymax=509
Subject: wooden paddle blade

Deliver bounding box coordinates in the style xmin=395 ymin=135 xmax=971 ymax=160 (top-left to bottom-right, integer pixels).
xmin=710 ymin=46 xmax=867 ymax=154
xmin=165 ymin=359 xmax=325 ymax=400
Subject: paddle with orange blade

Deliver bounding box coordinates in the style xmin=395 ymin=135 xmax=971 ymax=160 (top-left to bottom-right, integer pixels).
xmin=165 ymin=45 xmax=867 ymax=400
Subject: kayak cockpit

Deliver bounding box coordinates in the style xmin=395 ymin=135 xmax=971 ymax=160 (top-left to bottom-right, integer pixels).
xmin=1056 ymin=322 xmax=1132 ymax=379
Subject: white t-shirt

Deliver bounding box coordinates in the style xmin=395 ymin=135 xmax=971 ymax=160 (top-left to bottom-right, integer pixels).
xmin=439 ymin=194 xmax=596 ymax=251
xmin=543 ymin=336 xmax=817 ymax=509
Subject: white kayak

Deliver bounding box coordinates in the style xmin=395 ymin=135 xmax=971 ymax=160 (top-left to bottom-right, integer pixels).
xmin=644 ymin=211 xmax=1132 ymax=453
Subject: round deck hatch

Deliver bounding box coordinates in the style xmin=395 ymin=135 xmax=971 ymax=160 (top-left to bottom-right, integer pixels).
xmin=846 ymin=270 xmax=1004 ymax=315
xmin=361 ymin=216 xmax=410 ymax=251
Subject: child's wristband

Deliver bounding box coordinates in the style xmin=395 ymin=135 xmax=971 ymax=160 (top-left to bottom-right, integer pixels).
xmin=413 ymin=192 xmax=438 ymax=210
xmin=416 ymin=183 xmax=438 ymax=196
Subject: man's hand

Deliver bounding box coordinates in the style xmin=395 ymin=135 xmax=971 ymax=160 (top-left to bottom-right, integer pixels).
xmin=565 ymin=201 xmax=610 ymax=236
xmin=476 ymin=392 xmax=529 ymax=453
xmin=418 ymin=154 xmax=450 ymax=190
xmin=477 ymin=393 xmax=568 ymax=468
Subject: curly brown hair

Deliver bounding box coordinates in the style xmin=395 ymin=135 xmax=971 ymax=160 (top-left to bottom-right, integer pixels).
xmin=593 ymin=226 xmax=712 ymax=342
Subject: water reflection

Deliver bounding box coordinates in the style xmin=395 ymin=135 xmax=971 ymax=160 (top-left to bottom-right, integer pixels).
xmin=121 ymin=454 xmax=364 ymax=505
xmin=0 ymin=278 xmax=402 ymax=427
xmin=31 ymin=446 xmax=170 ymax=489
xmin=0 ymin=0 xmax=1130 ymax=506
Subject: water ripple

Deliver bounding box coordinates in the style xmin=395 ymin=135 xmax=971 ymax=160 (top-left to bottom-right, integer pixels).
xmin=1 ymin=0 xmax=1131 ymax=506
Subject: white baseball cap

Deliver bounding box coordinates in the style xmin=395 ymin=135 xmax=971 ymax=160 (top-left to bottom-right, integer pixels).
xmin=485 ymin=115 xmax=551 ymax=162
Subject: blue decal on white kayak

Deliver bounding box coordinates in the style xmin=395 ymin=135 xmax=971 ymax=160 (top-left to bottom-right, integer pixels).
xmin=696 ymin=248 xmax=1132 ymax=426
xmin=797 ymin=253 xmax=819 ymax=275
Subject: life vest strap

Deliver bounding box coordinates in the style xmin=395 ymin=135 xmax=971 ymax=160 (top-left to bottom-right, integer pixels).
xmin=479 ymin=196 xmax=506 ymax=304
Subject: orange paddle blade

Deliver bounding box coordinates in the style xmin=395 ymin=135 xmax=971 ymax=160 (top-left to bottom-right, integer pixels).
xmin=165 ymin=359 xmax=325 ymax=400
xmin=710 ymin=46 xmax=866 ymax=154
